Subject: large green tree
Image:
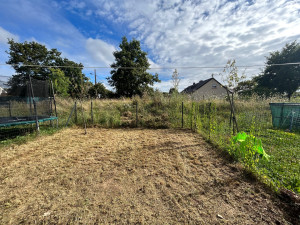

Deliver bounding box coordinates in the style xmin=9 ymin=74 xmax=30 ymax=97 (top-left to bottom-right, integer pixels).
xmin=49 ymin=68 xmax=70 ymax=97
xmin=108 ymin=37 xmax=160 ymax=97
xmin=6 ymin=39 xmax=87 ymax=97
xmin=255 ymin=41 xmax=300 ymax=99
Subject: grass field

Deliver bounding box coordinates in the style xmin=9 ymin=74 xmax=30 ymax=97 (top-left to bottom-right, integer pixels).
xmin=0 ymin=128 xmax=297 ymax=224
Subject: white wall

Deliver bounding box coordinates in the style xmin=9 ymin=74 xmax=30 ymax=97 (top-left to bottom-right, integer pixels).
xmin=191 ymin=79 xmax=228 ymax=100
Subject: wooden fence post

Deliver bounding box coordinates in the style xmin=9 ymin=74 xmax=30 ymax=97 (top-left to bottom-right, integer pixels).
xmin=191 ymin=102 xmax=193 ymax=130
xmin=49 ymin=97 xmax=53 ymax=127
xmin=28 ymin=74 xmax=39 ymax=133
xmin=208 ymin=102 xmax=212 ymax=140
xmin=226 ymin=89 xmax=238 ymax=135
xmin=74 ymin=101 xmax=78 ymax=124
xmin=50 ymin=80 xmax=58 ymax=128
xmin=136 ymin=102 xmax=138 ymax=127
xmin=181 ymin=102 xmax=184 ymax=128
xmin=66 ymin=103 xmax=76 ymax=127
xmin=91 ymin=100 xmax=94 ymax=124
xmin=194 ymin=103 xmax=197 ymax=131
xmin=80 ymin=99 xmax=87 ymax=135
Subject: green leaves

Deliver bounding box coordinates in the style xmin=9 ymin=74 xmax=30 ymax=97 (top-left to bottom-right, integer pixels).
xmin=49 ymin=68 xmax=70 ymax=97
xmin=6 ymin=39 xmax=86 ymax=98
xmin=232 ymin=132 xmax=270 ymax=162
xmin=232 ymin=131 xmax=248 ymax=143
xmin=108 ymin=36 xmax=160 ymax=97
xmin=255 ymin=41 xmax=300 ymax=99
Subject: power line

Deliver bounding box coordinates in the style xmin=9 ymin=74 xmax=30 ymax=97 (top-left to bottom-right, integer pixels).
xmin=0 ymin=62 xmax=299 ymax=69
xmin=0 ymin=75 xmax=12 ymax=77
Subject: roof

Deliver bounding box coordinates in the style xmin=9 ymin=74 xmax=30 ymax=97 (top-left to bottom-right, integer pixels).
xmin=183 ymin=77 xmax=229 ymax=94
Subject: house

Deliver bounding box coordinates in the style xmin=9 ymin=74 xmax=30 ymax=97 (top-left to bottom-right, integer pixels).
xmin=182 ymin=77 xmax=230 ymax=100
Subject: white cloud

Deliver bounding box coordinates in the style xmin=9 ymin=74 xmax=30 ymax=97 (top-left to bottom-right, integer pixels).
xmin=1 ymin=0 xmax=300 ymax=92
xmin=0 ymin=27 xmax=19 ymax=77
xmin=0 ymin=26 xmax=19 ymax=44
xmin=153 ymin=80 xmax=172 ymax=92
xmin=87 ymin=0 xmax=300 ymax=90
xmin=85 ymin=38 xmax=116 ymax=66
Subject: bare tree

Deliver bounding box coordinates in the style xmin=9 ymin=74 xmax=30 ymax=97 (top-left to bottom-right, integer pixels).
xmin=171 ymin=69 xmax=180 ymax=91
xmin=221 ymin=59 xmax=246 ymax=92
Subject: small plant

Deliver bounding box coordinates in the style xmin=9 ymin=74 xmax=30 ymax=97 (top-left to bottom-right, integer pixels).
xmin=231 ymin=132 xmax=270 ymax=167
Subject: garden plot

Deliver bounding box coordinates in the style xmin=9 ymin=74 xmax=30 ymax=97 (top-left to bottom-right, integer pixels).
xmin=0 ymin=128 xmax=297 ymax=224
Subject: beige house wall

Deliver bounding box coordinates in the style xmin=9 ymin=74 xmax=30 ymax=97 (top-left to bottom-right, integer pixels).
xmin=191 ymin=79 xmax=227 ymax=100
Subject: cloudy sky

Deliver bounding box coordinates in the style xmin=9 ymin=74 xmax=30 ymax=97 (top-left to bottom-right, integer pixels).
xmin=0 ymin=0 xmax=299 ymax=91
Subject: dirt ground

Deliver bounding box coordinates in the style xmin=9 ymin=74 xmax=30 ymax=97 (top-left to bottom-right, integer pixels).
xmin=0 ymin=128 xmax=298 ymax=224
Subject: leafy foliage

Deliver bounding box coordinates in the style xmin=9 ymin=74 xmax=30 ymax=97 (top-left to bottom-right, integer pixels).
xmin=6 ymin=39 xmax=61 ymax=80
xmin=169 ymin=87 xmax=179 ymax=94
xmin=57 ymin=58 xmax=87 ymax=98
xmin=255 ymin=41 xmax=300 ymax=99
xmin=88 ymin=83 xmax=113 ymax=98
xmin=108 ymin=37 xmax=160 ymax=97
xmin=235 ymin=80 xmax=257 ymax=97
xmin=49 ymin=68 xmax=70 ymax=97
xmin=232 ymin=132 xmax=270 ymax=163
xmin=6 ymin=39 xmax=87 ymax=97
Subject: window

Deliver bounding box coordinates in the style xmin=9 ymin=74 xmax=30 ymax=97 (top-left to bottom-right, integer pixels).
xmin=212 ymin=84 xmax=217 ymax=89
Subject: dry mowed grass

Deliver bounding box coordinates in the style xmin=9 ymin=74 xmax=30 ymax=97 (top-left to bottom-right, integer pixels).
xmin=0 ymin=128 xmax=296 ymax=224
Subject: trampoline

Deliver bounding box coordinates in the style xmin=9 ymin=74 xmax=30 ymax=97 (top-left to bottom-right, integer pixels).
xmin=0 ymin=116 xmax=58 ymax=127
xmin=0 ymin=75 xmax=58 ymax=131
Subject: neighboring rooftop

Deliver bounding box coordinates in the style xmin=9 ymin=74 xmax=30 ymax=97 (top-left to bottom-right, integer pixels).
xmin=182 ymin=78 xmax=214 ymax=94
xmin=182 ymin=77 xmax=231 ymax=94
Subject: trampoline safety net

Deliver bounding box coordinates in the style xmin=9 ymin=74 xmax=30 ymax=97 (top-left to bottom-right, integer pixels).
xmin=0 ymin=75 xmax=57 ymax=128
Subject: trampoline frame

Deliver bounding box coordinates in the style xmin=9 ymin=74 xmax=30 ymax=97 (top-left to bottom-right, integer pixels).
xmin=0 ymin=116 xmax=58 ymax=127
xmin=0 ymin=75 xmax=58 ymax=131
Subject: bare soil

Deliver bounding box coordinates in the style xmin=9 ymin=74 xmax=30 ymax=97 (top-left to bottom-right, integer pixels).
xmin=0 ymin=128 xmax=297 ymax=224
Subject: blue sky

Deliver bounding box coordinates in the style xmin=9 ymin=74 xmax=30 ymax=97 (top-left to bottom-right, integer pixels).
xmin=0 ymin=0 xmax=299 ymax=92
